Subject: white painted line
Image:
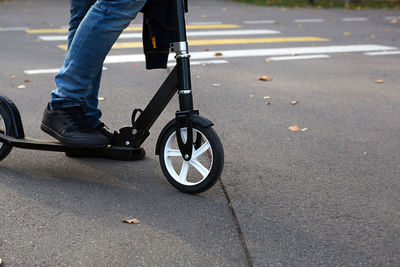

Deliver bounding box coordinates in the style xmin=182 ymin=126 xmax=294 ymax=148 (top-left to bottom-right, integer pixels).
xmin=25 ymin=67 xmax=107 ymax=75
xmin=342 ymin=17 xmax=368 ymax=22
xmin=244 ymin=20 xmax=276 ymax=24
xmin=104 ymin=44 xmax=397 ymax=64
xmin=168 ymin=59 xmax=229 ymax=67
xmin=294 ymin=19 xmax=324 ymax=23
xmin=384 ymin=16 xmax=400 ymax=20
xmin=39 ymin=29 xmax=282 ymax=41
xmin=269 ymin=54 xmax=330 ymax=61
xmin=189 ymin=21 xmax=223 ymax=25
xmin=0 ymin=27 xmax=28 ymax=32
xmin=365 ymin=50 xmax=400 ymax=56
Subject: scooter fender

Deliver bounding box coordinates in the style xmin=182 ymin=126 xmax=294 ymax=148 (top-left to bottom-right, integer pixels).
xmin=155 ymin=114 xmax=214 ymax=155
xmin=0 ymin=95 xmax=25 ymax=138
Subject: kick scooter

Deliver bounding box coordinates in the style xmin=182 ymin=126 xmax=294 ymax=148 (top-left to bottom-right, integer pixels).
xmin=0 ymin=0 xmax=224 ymax=194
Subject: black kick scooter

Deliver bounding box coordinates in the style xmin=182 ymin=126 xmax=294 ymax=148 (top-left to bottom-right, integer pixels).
xmin=0 ymin=0 xmax=224 ymax=194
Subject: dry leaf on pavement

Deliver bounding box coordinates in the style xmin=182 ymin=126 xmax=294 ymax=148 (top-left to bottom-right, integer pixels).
xmin=264 ymin=96 xmax=270 ymax=99
xmin=376 ymin=80 xmax=384 ymax=83
xmin=24 ymin=79 xmax=31 ymax=83
xmin=390 ymin=19 xmax=397 ymax=24
xmin=10 ymin=75 xmax=16 ymax=79
xmin=249 ymin=94 xmax=254 ymax=98
xmin=343 ymin=32 xmax=351 ymax=36
xmin=258 ymin=76 xmax=272 ymax=81
xmin=98 ymin=97 xmax=105 ymax=101
xmin=265 ymin=58 xmax=271 ymax=63
xmin=289 ymin=125 xmax=301 ymax=132
xmin=212 ymin=83 xmax=220 ymax=87
xmin=290 ymin=100 xmax=298 ymax=105
xmin=17 ymin=85 xmax=26 ymax=89
xmin=214 ymin=52 xmax=223 ymax=56
xmin=122 ymin=219 xmax=140 ymax=224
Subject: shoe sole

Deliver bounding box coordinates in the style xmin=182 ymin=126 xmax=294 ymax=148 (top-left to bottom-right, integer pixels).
xmin=41 ymin=123 xmax=108 ymax=148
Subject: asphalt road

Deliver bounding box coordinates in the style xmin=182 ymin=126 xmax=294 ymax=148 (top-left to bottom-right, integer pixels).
xmin=0 ymin=0 xmax=400 ymax=266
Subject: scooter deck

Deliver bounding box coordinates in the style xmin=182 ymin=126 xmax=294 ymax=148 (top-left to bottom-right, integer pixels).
xmin=0 ymin=133 xmax=144 ymax=161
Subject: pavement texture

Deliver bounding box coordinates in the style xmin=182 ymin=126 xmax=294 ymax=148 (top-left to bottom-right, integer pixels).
xmin=0 ymin=0 xmax=400 ymax=266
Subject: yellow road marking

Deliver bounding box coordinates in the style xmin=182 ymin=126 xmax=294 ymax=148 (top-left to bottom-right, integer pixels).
xmin=58 ymin=36 xmax=330 ymax=51
xmin=25 ymin=24 xmax=240 ymax=34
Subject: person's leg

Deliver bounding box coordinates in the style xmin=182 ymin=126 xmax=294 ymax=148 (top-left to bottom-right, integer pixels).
xmin=44 ymin=0 xmax=146 ymax=146
xmin=50 ymin=0 xmax=146 ymax=123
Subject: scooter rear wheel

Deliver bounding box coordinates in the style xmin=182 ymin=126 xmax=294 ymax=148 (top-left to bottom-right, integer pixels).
xmin=159 ymin=124 xmax=224 ymax=194
xmin=0 ymin=104 xmax=14 ymax=161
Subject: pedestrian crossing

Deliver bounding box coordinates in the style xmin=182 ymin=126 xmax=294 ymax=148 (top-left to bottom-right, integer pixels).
xmin=22 ymin=21 xmax=399 ymax=74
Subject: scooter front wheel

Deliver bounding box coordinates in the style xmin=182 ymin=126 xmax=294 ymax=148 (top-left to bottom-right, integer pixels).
xmin=0 ymin=103 xmax=14 ymax=161
xmin=159 ymin=124 xmax=224 ymax=194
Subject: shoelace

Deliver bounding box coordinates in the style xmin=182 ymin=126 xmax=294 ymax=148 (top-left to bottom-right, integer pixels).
xmin=62 ymin=107 xmax=93 ymax=131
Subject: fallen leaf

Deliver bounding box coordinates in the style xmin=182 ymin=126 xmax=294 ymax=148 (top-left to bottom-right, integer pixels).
xmin=10 ymin=75 xmax=16 ymax=79
xmin=343 ymin=32 xmax=351 ymax=36
xmin=384 ymin=29 xmax=390 ymax=33
xmin=297 ymin=24 xmax=303 ymax=28
xmin=196 ymin=75 xmax=200 ymax=79
xmin=273 ymin=21 xmax=280 ymax=25
xmin=222 ymin=8 xmax=227 ymax=12
xmin=0 ymin=258 xmax=2 ymax=265
xmin=212 ymin=83 xmax=220 ymax=87
xmin=265 ymin=58 xmax=271 ymax=63
xmin=133 ymin=63 xmax=139 ymax=66
xmin=290 ymin=100 xmax=298 ymax=105
xmin=249 ymin=94 xmax=254 ymax=98
xmin=264 ymin=96 xmax=270 ymax=99
xmin=289 ymin=125 xmax=300 ymax=132
xmin=370 ymin=34 xmax=375 ymax=39
xmin=123 ymin=219 xmax=140 ymax=224
xmin=292 ymin=53 xmax=298 ymax=56
xmin=265 ymin=102 xmax=271 ymax=105
xmin=375 ymin=80 xmax=384 ymax=83
xmin=390 ymin=19 xmax=397 ymax=24
xmin=332 ymin=18 xmax=337 ymax=22
xmin=258 ymin=76 xmax=272 ymax=81
xmin=17 ymin=85 xmax=26 ymax=89
xmin=300 ymin=128 xmax=308 ymax=132
xmin=24 ymin=79 xmax=30 ymax=83
xmin=201 ymin=14 xmax=208 ymax=18
xmin=214 ymin=52 xmax=223 ymax=56
xmin=98 ymin=97 xmax=105 ymax=101
xmin=343 ymin=53 xmax=347 ymax=56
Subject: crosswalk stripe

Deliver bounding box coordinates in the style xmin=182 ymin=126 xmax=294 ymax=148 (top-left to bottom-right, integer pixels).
xmin=342 ymin=17 xmax=368 ymax=22
xmin=244 ymin=20 xmax=276 ymax=24
xmin=365 ymin=51 xmax=400 ymax=56
xmin=269 ymin=54 xmax=330 ymax=61
xmin=294 ymin=19 xmax=324 ymax=23
xmin=39 ymin=29 xmax=282 ymax=42
xmin=26 ymin=24 xmax=240 ymax=34
xmin=103 ymin=44 xmax=397 ymax=64
xmin=24 ymin=67 xmax=108 ymax=75
xmin=58 ymin=36 xmax=330 ymax=51
xmin=0 ymin=27 xmax=28 ymax=32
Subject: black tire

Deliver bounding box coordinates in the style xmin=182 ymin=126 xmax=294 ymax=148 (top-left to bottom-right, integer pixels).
xmin=0 ymin=104 xmax=14 ymax=161
xmin=159 ymin=124 xmax=224 ymax=194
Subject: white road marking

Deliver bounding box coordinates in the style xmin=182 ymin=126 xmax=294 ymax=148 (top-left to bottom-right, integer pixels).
xmin=0 ymin=27 xmax=28 ymax=32
xmin=39 ymin=29 xmax=282 ymax=42
xmin=342 ymin=17 xmax=368 ymax=22
xmin=269 ymin=54 xmax=330 ymax=61
xmin=168 ymin=59 xmax=229 ymax=67
xmin=25 ymin=67 xmax=108 ymax=75
xmin=189 ymin=21 xmax=223 ymax=25
xmin=294 ymin=19 xmax=324 ymax=23
xmin=244 ymin=20 xmax=276 ymax=24
xmin=384 ymin=16 xmax=400 ymax=20
xmin=104 ymin=44 xmax=398 ymax=64
xmin=365 ymin=50 xmax=400 ymax=56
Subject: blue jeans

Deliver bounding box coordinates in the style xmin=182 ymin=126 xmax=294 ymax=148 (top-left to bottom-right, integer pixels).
xmin=50 ymin=0 xmax=147 ymax=127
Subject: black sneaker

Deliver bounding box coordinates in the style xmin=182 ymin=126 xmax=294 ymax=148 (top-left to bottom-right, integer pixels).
xmin=95 ymin=123 xmax=114 ymax=144
xmin=41 ymin=104 xmax=109 ymax=147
